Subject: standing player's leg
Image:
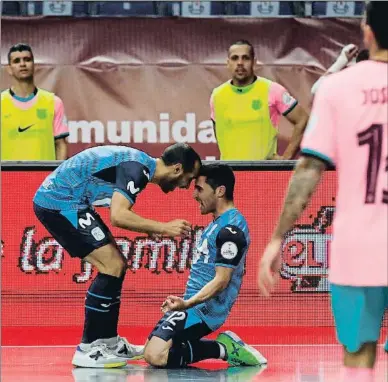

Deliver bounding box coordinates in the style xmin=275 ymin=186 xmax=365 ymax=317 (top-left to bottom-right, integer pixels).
xmin=33 ymin=204 xmax=141 ymax=368
xmin=331 ymin=284 xmax=388 ymax=382
xmin=78 ymin=242 xmax=143 ymax=363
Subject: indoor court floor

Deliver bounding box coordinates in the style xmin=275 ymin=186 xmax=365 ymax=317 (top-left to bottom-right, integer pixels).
xmin=2 ymin=344 xmax=387 ymax=382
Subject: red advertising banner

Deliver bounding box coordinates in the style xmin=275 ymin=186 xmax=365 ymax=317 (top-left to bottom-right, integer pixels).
xmin=2 ymin=168 xmax=386 ymax=345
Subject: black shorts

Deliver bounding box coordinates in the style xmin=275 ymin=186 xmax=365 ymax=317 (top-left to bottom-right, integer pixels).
xmin=33 ymin=203 xmax=113 ymax=259
xmin=148 ymin=309 xmax=212 ymax=343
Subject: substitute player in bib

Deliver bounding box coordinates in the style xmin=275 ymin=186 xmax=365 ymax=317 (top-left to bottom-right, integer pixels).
xmin=210 ymin=40 xmax=308 ymax=160
xmin=258 ymin=3 xmax=387 ymax=381
xmin=33 ymin=143 xmax=201 ymax=368
xmin=1 ymin=43 xmax=68 ymax=160
xmin=144 ymin=164 xmax=267 ymax=368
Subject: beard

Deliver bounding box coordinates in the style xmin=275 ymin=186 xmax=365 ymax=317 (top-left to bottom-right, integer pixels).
xmin=159 ymin=180 xmax=176 ymax=194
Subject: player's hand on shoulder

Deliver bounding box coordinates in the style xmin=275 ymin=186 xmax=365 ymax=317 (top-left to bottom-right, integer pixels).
xmin=161 ymin=296 xmax=187 ymax=313
xmin=162 ymin=219 xmax=192 ymax=238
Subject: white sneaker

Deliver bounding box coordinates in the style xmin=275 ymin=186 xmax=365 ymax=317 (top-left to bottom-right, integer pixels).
xmin=98 ymin=335 xmax=144 ymax=361
xmin=72 ymin=342 xmax=127 ymax=368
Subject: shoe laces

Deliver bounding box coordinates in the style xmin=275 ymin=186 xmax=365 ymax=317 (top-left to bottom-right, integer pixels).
xmin=90 ymin=343 xmax=111 ymax=357
xmin=117 ymin=336 xmax=141 ymax=353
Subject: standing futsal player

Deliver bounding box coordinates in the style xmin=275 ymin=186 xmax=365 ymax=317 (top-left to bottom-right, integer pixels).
xmin=33 ymin=143 xmax=201 ymax=368
xmin=144 ymin=164 xmax=267 ymax=368
xmin=258 ymin=2 xmax=387 ymax=381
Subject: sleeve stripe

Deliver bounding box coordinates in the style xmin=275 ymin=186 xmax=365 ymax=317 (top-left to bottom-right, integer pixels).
xmin=113 ymin=188 xmax=135 ymax=205
xmin=215 ymin=263 xmax=236 ymax=269
xmin=54 ymin=132 xmax=70 ymax=140
xmin=301 ymin=148 xmax=335 ymax=166
xmin=282 ymin=100 xmax=298 ymax=116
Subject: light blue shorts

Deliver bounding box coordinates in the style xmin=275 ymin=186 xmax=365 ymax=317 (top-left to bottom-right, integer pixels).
xmin=330 ymin=284 xmax=388 ymax=353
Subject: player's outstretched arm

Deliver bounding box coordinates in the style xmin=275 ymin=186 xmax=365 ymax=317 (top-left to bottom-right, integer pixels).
xmin=258 ymin=156 xmax=326 ymax=296
xmin=110 ymin=191 xmax=191 ymax=237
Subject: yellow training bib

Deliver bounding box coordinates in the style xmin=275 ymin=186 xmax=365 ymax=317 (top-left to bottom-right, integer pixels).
xmin=212 ymin=78 xmax=277 ymax=160
xmin=1 ymin=88 xmax=55 ymax=160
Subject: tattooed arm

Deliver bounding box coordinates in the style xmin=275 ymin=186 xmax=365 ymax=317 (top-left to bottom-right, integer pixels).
xmin=272 ymin=156 xmax=327 ymax=240
xmin=258 ymin=155 xmax=328 ymax=296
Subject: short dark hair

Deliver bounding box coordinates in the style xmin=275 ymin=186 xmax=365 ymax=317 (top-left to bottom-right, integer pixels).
xmin=199 ymin=164 xmax=235 ymax=201
xmin=161 ymin=143 xmax=201 ymax=173
xmin=365 ymin=2 xmax=388 ymax=50
xmin=8 ymin=43 xmax=34 ymax=64
xmin=228 ymin=40 xmax=255 ymax=58
xmin=356 ymin=49 xmax=369 ymax=62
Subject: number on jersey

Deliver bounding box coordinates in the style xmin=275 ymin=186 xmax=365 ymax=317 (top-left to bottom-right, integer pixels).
xmin=193 ymin=238 xmax=210 ymax=264
xmin=357 ymin=124 xmax=388 ymax=204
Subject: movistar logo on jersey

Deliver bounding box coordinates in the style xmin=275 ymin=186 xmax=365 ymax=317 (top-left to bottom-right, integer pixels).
xmin=127 ymin=181 xmax=140 ymax=195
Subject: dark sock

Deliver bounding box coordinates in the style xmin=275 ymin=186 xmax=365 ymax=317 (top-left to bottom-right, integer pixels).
xmin=166 ymin=339 xmax=223 ymax=368
xmin=81 ymin=273 xmax=124 ymax=344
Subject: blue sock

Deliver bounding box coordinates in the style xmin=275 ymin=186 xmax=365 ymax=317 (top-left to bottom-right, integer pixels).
xmin=384 ymin=338 xmax=388 ymax=352
xmin=81 ymin=273 xmax=124 ymax=344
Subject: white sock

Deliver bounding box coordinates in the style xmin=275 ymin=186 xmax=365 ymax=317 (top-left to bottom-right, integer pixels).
xmin=219 ymin=343 xmax=227 ymax=360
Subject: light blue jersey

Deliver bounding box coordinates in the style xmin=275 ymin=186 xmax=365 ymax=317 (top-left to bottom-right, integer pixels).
xmin=184 ymin=208 xmax=250 ymax=331
xmin=33 ymin=146 xmax=156 ymax=211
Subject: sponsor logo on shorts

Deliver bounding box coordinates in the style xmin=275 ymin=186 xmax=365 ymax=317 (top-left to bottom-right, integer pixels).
xmin=78 ymin=213 xmax=95 ymax=229
xmin=91 ymin=227 xmax=105 ymax=241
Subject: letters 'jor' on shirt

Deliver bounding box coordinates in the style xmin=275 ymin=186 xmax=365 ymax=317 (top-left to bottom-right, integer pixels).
xmin=1 ymin=88 xmax=68 ymax=160
xmin=33 ymin=146 xmax=157 ymax=211
xmin=210 ymin=77 xmax=297 ymax=160
xmin=301 ymin=61 xmax=388 ymax=287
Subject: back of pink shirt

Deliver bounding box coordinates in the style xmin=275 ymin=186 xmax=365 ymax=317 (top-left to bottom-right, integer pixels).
xmin=301 ymin=61 xmax=388 ymax=286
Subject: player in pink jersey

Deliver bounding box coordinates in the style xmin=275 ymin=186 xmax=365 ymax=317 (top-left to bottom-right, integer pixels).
xmin=258 ymin=2 xmax=387 ymax=381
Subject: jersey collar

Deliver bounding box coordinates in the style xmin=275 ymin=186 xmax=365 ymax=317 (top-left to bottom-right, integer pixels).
xmin=229 ymin=76 xmax=257 ymax=94
xmin=9 ymin=87 xmax=38 ymax=102
xmin=213 ymin=207 xmax=237 ymax=222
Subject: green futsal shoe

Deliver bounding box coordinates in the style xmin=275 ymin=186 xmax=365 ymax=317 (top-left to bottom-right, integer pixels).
xmin=216 ymin=331 xmax=267 ymax=367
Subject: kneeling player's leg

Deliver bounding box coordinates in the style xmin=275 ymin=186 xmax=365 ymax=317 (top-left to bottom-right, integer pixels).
xmin=144 ymin=309 xmax=225 ymax=368
xmin=331 ymin=284 xmax=388 ymax=381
